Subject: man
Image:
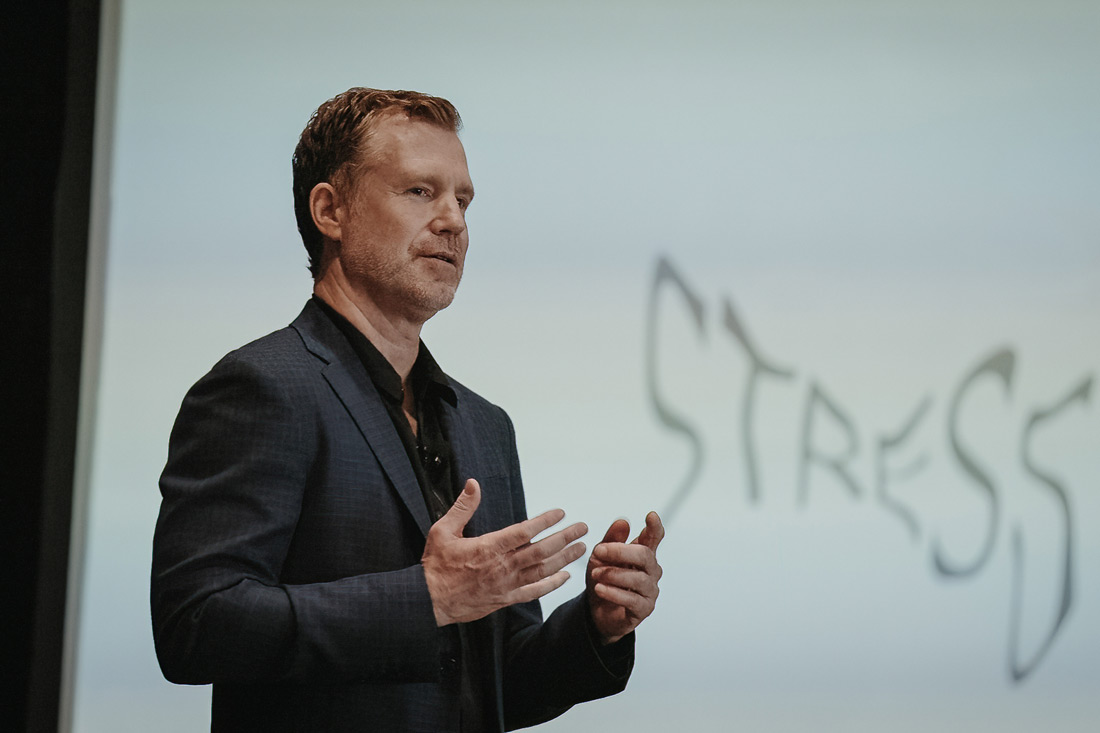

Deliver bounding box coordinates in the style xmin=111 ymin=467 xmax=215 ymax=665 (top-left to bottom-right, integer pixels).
xmin=152 ymin=88 xmax=664 ymax=732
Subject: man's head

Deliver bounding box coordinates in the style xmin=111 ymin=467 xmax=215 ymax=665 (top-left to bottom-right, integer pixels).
xmin=292 ymin=88 xmax=462 ymax=278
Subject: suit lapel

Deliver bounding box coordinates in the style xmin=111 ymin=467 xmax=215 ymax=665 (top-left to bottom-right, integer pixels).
xmin=291 ymin=301 xmax=432 ymax=538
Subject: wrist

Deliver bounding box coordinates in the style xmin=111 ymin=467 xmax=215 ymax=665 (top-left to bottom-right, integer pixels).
xmin=422 ymin=561 xmax=453 ymax=627
xmin=584 ymin=599 xmax=620 ymax=645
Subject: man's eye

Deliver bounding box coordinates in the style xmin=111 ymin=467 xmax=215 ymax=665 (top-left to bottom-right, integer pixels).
xmin=457 ymin=198 xmax=470 ymax=210
xmin=409 ymin=187 xmax=428 ymax=197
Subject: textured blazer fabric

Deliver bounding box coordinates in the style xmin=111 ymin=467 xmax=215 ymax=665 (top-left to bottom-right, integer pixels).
xmin=152 ymin=300 xmax=632 ymax=732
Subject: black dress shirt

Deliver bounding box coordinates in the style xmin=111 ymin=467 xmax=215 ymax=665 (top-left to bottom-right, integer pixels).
xmin=313 ymin=297 xmax=458 ymax=521
xmin=314 ymin=296 xmax=492 ymax=731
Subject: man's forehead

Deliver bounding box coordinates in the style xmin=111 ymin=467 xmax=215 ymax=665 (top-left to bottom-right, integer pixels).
xmin=367 ymin=115 xmax=472 ymax=188
xmin=369 ymin=113 xmax=463 ymax=157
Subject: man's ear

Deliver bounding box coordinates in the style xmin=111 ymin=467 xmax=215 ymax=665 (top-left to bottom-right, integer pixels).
xmin=310 ymin=182 xmax=342 ymax=242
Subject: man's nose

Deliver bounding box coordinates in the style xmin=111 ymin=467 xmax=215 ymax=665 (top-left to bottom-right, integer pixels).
xmin=430 ymin=196 xmax=466 ymax=236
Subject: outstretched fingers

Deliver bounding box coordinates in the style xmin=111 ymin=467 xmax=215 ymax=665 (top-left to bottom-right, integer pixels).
xmin=512 ymin=521 xmax=588 ymax=583
xmin=509 ymin=569 xmax=573 ymax=606
xmin=475 ymin=509 xmax=588 ymax=587
xmin=425 ymin=486 xmax=594 ymax=625
xmin=487 ymin=507 xmax=567 ymax=553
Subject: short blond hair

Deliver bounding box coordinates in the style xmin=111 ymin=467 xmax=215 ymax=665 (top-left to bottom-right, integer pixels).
xmin=291 ymin=88 xmax=462 ymax=277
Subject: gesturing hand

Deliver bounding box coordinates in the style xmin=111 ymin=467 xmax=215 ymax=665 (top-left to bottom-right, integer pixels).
xmin=586 ymin=511 xmax=665 ymax=645
xmin=422 ymin=479 xmax=589 ymax=626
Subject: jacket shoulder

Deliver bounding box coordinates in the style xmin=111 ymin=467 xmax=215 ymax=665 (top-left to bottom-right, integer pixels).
xmin=214 ymin=326 xmax=313 ymax=373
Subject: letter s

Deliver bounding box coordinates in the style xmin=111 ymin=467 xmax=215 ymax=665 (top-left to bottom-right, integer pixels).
xmin=934 ymin=348 xmax=1015 ymax=577
xmin=646 ymin=256 xmax=706 ymax=525
xmin=1009 ymin=376 xmax=1091 ymax=682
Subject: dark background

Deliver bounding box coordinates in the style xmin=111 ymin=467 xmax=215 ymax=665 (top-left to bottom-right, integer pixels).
xmin=4 ymin=1 xmax=103 ymax=730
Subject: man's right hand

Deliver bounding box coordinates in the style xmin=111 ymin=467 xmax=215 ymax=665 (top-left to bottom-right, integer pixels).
xmin=422 ymin=478 xmax=588 ymax=626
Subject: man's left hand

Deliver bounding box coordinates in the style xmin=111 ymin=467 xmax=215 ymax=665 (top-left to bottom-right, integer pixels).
xmin=585 ymin=511 xmax=665 ymax=645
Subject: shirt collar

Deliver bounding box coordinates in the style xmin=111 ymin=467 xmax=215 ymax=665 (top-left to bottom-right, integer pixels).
xmin=312 ymin=295 xmax=457 ymax=408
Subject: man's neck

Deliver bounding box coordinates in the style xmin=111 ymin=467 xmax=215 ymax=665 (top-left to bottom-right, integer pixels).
xmin=313 ymin=274 xmax=422 ymax=384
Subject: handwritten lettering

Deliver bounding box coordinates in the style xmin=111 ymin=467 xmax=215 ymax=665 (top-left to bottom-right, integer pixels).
xmin=645 ymin=255 xmax=1093 ymax=683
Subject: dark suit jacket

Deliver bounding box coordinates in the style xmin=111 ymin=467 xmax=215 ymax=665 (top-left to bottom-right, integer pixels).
xmin=151 ymin=300 xmax=632 ymax=732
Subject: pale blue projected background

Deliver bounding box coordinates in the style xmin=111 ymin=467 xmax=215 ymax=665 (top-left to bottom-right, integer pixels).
xmin=75 ymin=1 xmax=1100 ymax=731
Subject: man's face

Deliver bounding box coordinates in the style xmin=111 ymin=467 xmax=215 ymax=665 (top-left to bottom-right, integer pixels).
xmin=334 ymin=114 xmax=474 ymax=324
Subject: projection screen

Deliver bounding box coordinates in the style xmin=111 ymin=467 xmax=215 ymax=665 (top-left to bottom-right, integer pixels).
xmin=73 ymin=1 xmax=1100 ymax=730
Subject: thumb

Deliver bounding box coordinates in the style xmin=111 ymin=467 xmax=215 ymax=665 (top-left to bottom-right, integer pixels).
xmin=438 ymin=478 xmax=481 ymax=535
xmin=633 ymin=511 xmax=665 ymax=553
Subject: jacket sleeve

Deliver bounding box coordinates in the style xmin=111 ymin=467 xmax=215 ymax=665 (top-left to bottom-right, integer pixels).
xmin=151 ymin=350 xmax=442 ymax=686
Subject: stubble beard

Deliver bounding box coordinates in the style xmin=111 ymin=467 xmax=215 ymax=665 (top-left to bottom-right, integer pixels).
xmin=343 ymin=245 xmax=464 ymax=325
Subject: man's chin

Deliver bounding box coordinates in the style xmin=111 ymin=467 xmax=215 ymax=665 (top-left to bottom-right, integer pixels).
xmin=409 ymin=284 xmax=460 ymax=321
